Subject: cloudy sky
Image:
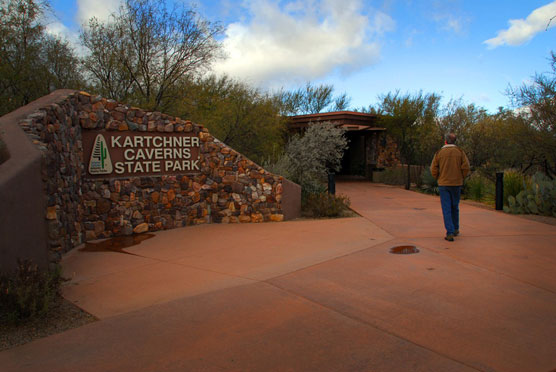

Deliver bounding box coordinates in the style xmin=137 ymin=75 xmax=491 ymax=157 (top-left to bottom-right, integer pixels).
xmin=48 ymin=0 xmax=556 ymax=112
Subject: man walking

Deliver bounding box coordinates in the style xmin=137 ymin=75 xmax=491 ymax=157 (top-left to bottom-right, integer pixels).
xmin=431 ymin=133 xmax=470 ymax=241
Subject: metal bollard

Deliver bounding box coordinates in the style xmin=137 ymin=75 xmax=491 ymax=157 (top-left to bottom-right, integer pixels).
xmin=495 ymin=172 xmax=504 ymax=210
xmin=328 ymin=172 xmax=336 ymax=195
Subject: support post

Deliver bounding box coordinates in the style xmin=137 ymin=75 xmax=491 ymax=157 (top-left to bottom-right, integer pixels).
xmin=328 ymin=172 xmax=335 ymax=195
xmin=495 ymin=172 xmax=504 ymax=210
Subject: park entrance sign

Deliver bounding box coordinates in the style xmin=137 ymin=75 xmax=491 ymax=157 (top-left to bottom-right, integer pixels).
xmin=0 ymin=90 xmax=301 ymax=273
xmin=83 ymin=131 xmax=201 ymax=177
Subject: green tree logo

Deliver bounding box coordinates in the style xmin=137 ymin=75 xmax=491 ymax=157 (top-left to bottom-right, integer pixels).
xmin=89 ymin=134 xmax=113 ymax=175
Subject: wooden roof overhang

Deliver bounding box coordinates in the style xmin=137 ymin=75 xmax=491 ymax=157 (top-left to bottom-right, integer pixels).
xmin=288 ymin=111 xmax=385 ymax=132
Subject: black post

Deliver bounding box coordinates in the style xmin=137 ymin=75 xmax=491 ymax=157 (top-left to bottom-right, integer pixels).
xmin=495 ymin=172 xmax=504 ymax=210
xmin=328 ymin=172 xmax=336 ymax=195
xmin=406 ymin=164 xmax=411 ymax=190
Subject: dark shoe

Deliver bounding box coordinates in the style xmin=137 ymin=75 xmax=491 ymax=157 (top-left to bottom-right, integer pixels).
xmin=445 ymin=234 xmax=454 ymax=242
xmin=454 ymin=230 xmax=459 ymax=236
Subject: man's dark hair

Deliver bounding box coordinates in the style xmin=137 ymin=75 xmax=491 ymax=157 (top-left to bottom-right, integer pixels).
xmin=445 ymin=133 xmax=457 ymax=144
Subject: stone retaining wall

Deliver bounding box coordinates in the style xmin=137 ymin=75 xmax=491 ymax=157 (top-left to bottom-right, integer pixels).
xmin=376 ymin=134 xmax=400 ymax=168
xmin=10 ymin=90 xmax=299 ymax=266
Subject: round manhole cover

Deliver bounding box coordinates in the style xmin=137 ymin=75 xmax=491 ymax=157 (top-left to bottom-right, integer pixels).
xmin=389 ymin=245 xmax=419 ymax=254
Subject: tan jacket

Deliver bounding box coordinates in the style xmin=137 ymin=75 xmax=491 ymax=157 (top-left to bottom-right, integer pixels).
xmin=431 ymin=145 xmax=470 ymax=186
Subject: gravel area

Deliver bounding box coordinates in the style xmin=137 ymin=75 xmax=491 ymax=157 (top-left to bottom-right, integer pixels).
xmin=0 ymin=295 xmax=96 ymax=351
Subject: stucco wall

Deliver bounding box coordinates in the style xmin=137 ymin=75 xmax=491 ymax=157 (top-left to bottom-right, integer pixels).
xmin=0 ymin=92 xmax=76 ymax=273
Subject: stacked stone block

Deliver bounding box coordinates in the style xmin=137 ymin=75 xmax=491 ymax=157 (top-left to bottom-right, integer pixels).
xmin=377 ymin=134 xmax=400 ymax=168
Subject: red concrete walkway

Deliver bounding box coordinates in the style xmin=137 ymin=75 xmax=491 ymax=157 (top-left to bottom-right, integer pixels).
xmin=1 ymin=182 xmax=555 ymax=371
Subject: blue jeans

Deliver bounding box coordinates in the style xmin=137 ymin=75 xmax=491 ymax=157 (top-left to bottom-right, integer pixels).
xmin=439 ymin=186 xmax=461 ymax=235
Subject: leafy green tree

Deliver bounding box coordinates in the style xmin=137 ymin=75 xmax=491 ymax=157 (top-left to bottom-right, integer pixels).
xmin=378 ymin=91 xmax=441 ymax=189
xmin=80 ymin=0 xmax=222 ymax=112
xmin=0 ymin=0 xmax=82 ymax=115
xmin=434 ymin=101 xmax=545 ymax=177
xmin=177 ymin=75 xmax=286 ymax=164
xmin=436 ymin=100 xmax=495 ymax=169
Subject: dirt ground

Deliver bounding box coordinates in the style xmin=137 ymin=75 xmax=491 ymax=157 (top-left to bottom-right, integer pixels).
xmin=0 ymin=296 xmax=96 ymax=351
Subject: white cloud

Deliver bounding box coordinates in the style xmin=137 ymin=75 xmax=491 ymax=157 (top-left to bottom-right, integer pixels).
xmin=428 ymin=0 xmax=470 ymax=35
xmin=212 ymin=0 xmax=394 ymax=87
xmin=76 ymin=0 xmax=122 ymax=26
xmin=45 ymin=20 xmax=73 ymax=39
xmin=433 ymin=13 xmax=465 ymax=34
xmin=43 ymin=0 xmax=122 ymax=55
xmin=43 ymin=17 xmax=90 ymax=56
xmin=484 ymin=1 xmax=556 ymax=48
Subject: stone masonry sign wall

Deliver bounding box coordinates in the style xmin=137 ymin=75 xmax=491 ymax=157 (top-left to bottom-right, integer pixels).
xmin=10 ymin=90 xmax=300 ymax=266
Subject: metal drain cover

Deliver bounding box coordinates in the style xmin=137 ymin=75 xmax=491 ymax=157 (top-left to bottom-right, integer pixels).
xmin=390 ymin=245 xmax=419 ymax=254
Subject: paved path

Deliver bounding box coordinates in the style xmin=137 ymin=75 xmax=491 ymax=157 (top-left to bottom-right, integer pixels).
xmin=1 ymin=182 xmax=555 ymax=371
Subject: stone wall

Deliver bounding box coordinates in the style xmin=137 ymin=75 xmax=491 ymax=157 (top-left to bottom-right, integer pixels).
xmin=376 ymin=133 xmax=400 ymax=168
xmin=14 ymin=90 xmax=298 ymax=265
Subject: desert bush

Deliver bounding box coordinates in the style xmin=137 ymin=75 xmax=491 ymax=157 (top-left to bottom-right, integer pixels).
xmin=505 ymin=172 xmax=556 ymax=216
xmin=463 ymin=172 xmax=493 ymax=201
xmin=302 ymin=192 xmax=351 ymax=218
xmin=285 ymin=122 xmax=347 ymax=186
xmin=266 ymin=121 xmax=347 ymax=197
xmin=373 ymin=167 xmax=405 ymax=185
xmin=503 ymin=169 xmax=529 ymax=206
xmin=420 ymin=167 xmax=438 ymax=195
xmin=373 ymin=165 xmax=423 ymax=186
xmin=0 ymin=260 xmax=62 ymax=324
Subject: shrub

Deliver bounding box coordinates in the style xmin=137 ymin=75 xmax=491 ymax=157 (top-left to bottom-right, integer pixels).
xmin=505 ymin=172 xmax=556 ymax=216
xmin=373 ymin=167 xmax=405 ymax=185
xmin=302 ymin=193 xmax=351 ymax=218
xmin=300 ymin=178 xmax=327 ymax=201
xmin=373 ymin=165 xmax=423 ymax=187
xmin=265 ymin=122 xmax=351 ymax=218
xmin=503 ymin=169 xmax=528 ymax=206
xmin=0 ymin=260 xmax=63 ymax=324
xmin=265 ymin=121 xmax=348 ymax=203
xmin=463 ymin=173 xmax=493 ymax=201
xmin=420 ymin=167 xmax=438 ymax=195
xmin=283 ymin=121 xmax=348 ymax=186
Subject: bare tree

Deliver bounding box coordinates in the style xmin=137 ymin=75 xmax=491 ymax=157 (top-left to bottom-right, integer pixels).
xmin=507 ymin=51 xmax=556 ymax=177
xmin=81 ymin=0 xmax=223 ymax=111
xmin=333 ymin=92 xmax=351 ymax=111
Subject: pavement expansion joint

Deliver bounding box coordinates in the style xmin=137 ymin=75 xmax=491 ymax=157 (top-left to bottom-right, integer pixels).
xmin=266 ymin=241 xmax=395 ymax=282
xmin=263 ymin=280 xmax=484 ymax=372
xmin=134 ymin=255 xmax=261 ymax=283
